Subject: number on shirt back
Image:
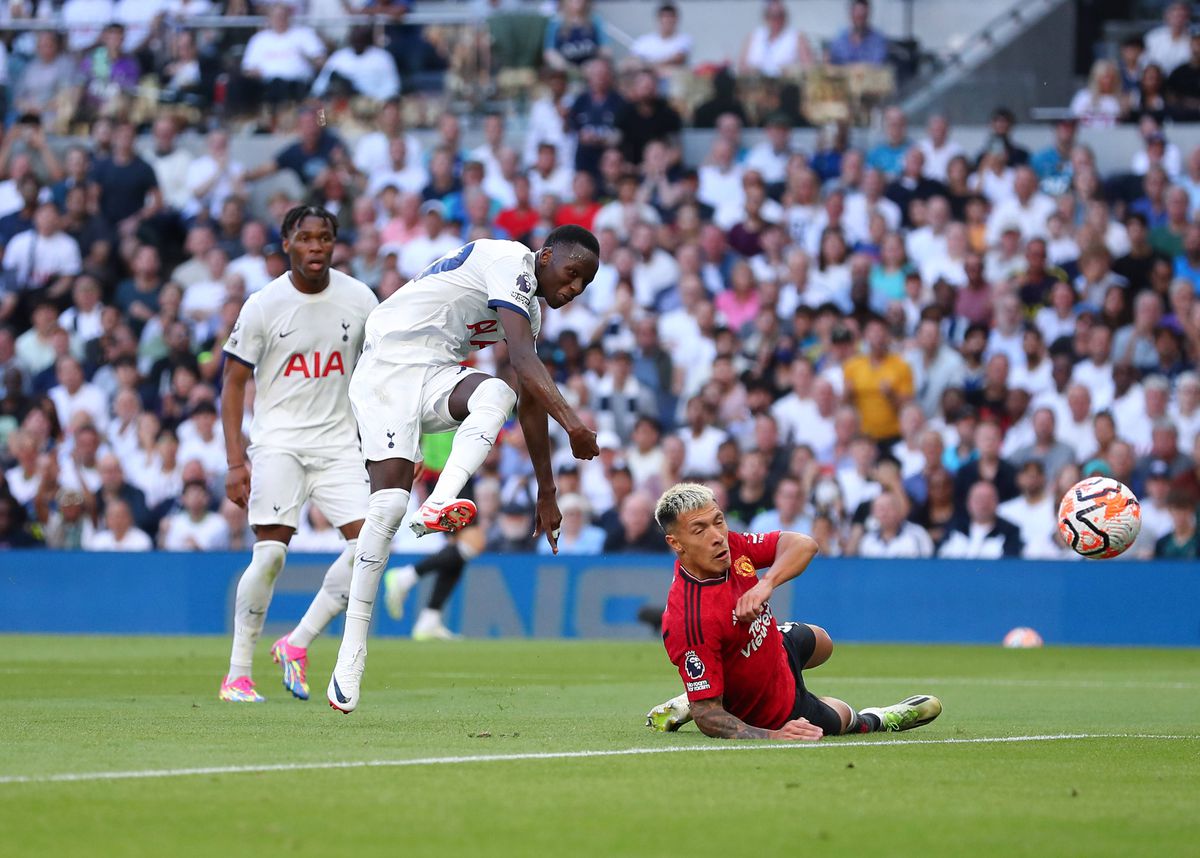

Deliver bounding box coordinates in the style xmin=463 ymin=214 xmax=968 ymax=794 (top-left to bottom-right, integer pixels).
xmin=415 ymin=242 xmax=475 ymax=281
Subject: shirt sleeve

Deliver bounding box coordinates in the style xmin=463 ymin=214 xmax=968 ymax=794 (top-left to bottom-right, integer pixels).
xmin=222 ymin=297 xmax=265 ymax=369
xmin=664 ymin=608 xmax=724 ymax=701
xmin=484 ymin=252 xmax=536 ymax=320
xmin=729 ymin=529 xmax=782 ymax=570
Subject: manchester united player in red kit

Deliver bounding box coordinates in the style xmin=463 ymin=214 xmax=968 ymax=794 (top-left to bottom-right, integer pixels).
xmin=647 ymin=483 xmax=941 ymax=739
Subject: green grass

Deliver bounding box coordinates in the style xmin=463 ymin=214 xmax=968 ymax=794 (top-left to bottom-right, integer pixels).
xmin=1 ymin=636 xmax=1198 ymax=857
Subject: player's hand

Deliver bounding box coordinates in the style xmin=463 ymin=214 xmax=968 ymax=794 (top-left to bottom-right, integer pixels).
xmin=734 ymin=580 xmax=774 ymax=624
xmin=533 ymin=493 xmax=563 ymax=554
xmin=768 ymin=718 xmax=823 ymax=742
xmin=568 ymin=425 xmax=599 ymax=460
xmin=225 ymin=463 xmax=251 ymax=508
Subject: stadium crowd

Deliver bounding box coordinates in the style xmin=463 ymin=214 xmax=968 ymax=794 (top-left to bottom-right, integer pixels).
xmin=1 ymin=0 xmax=1199 ymax=560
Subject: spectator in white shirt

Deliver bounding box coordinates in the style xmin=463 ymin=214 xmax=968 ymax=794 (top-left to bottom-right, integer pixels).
xmin=997 ymin=460 xmax=1064 ymax=559
xmin=184 ymin=130 xmax=246 ymax=221
xmin=698 ymin=137 xmax=745 ymax=225
xmin=353 ymin=99 xmax=424 ymax=177
xmin=986 ymin=166 xmax=1056 ymax=245
xmin=677 ymin=395 xmax=727 ymax=478
xmin=161 ymin=479 xmax=230 ymax=550
xmin=3 ymin=202 xmax=81 ymax=302
xmin=176 ymin=401 xmax=226 ymax=482
xmin=4 ymin=430 xmax=41 ymax=506
xmin=1071 ymin=325 xmax=1116 ymax=410
xmin=631 ymin=2 xmax=693 ymax=77
xmin=1145 ymin=2 xmax=1192 ymax=75
xmin=522 ymin=68 xmax=574 ymax=169
xmin=1070 ymin=60 xmax=1125 ymax=128
xmin=312 ymin=25 xmax=400 ymax=102
xmin=843 ymin=168 xmax=901 ymax=246
xmin=365 ymin=137 xmax=429 ymax=200
xmin=590 ymin=350 xmax=657 ymax=445
xmin=240 ymin=4 xmax=326 ymax=106
xmin=859 ymin=491 xmax=934 ymax=558
xmin=744 ymin=114 xmax=794 ymax=187
xmin=227 ymin=221 xmax=272 ymax=295
xmin=1057 ymin=384 xmax=1097 ymax=461
xmin=48 ymin=355 xmax=109 ymax=433
xmin=917 ymin=114 xmax=965 ymax=182
xmin=58 ymin=275 xmax=105 ymax=345
xmin=937 ymin=481 xmax=1024 ymax=559
xmin=85 ymin=498 xmax=153 ymax=551
xmin=527 ymin=142 xmax=575 ymax=207
xmin=1170 ymin=371 xmax=1200 ymax=449
xmin=397 ymin=201 xmax=460 ymax=280
xmin=738 ymin=0 xmax=814 ymax=78
xmin=141 ymin=115 xmax=192 ymax=212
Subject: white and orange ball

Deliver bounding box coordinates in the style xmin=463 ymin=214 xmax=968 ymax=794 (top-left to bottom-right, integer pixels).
xmin=1057 ymin=477 xmax=1141 ymax=559
xmin=1003 ymin=627 xmax=1044 ymax=648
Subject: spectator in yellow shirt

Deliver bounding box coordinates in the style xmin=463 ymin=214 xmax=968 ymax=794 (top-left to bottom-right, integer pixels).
xmin=843 ymin=317 xmax=914 ymax=443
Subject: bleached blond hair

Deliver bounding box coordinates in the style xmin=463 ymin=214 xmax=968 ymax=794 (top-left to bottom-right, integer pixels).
xmin=654 ymin=483 xmax=717 ymax=533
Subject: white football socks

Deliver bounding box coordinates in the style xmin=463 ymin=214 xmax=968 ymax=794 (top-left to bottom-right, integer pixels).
xmin=428 ymin=378 xmax=515 ymax=505
xmin=339 ymin=489 xmax=410 ymax=655
xmin=228 ymin=540 xmax=287 ymax=679
xmin=288 ymin=539 xmax=355 ymax=649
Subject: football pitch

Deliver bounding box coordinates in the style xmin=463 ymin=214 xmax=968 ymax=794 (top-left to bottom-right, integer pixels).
xmin=1 ymin=636 xmax=1197 ymax=857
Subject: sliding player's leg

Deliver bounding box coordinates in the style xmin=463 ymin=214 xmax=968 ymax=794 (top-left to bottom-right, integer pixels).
xmin=412 ymin=370 xmax=516 ymax=536
xmin=780 ymin=623 xmax=941 ymax=734
xmin=221 ymin=448 xmax=305 ymax=703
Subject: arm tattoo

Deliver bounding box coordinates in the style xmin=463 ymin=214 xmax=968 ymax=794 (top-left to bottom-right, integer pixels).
xmin=690 ymin=698 xmax=771 ymax=740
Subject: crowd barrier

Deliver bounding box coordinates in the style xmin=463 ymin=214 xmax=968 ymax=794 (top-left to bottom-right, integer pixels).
xmin=1 ymin=551 xmax=1196 ymax=646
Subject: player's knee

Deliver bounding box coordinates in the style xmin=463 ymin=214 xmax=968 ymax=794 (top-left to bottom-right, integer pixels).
xmin=249 ymin=540 xmax=287 ymax=584
xmin=366 ymin=488 xmax=410 ymax=531
xmin=468 ymin=376 xmax=517 ymax=418
xmin=806 ymin=624 xmax=834 ymax=668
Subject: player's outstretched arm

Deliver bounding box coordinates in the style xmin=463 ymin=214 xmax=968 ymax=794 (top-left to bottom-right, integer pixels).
xmin=734 ymin=532 xmax=819 ymax=624
xmin=690 ymin=697 xmax=823 ymax=741
xmin=498 ymin=307 xmax=598 ymax=460
xmin=221 ymin=359 xmax=253 ymax=508
xmin=517 ymin=391 xmax=562 ymax=553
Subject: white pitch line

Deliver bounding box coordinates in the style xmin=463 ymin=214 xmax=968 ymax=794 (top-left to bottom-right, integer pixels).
xmin=0 ymin=733 xmax=1194 ymax=787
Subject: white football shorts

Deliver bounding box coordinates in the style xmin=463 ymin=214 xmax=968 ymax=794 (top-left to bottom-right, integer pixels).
xmin=348 ymin=354 xmax=486 ymax=463
xmin=247 ymin=446 xmax=369 ymax=529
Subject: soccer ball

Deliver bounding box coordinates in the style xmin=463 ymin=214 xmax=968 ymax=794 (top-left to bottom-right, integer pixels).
xmin=1003 ymin=627 xmax=1044 ymax=648
xmin=1057 ymin=477 xmax=1141 ymax=559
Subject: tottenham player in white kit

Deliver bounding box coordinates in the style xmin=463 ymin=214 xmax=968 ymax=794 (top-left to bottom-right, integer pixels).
xmin=328 ymin=225 xmax=602 ymax=712
xmin=219 ymin=207 xmax=378 ymax=703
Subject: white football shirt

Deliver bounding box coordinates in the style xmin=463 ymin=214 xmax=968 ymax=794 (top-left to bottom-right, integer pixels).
xmin=224 ymin=269 xmax=377 ymax=456
xmin=366 ymin=239 xmax=543 ymax=366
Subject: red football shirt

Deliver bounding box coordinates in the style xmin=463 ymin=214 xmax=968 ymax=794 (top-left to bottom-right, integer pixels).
xmin=661 ymin=530 xmax=796 ymax=731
